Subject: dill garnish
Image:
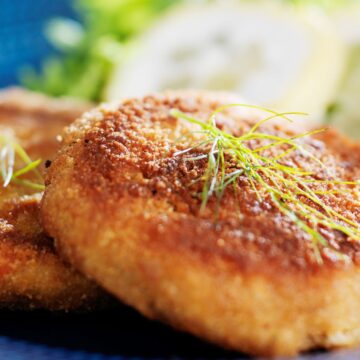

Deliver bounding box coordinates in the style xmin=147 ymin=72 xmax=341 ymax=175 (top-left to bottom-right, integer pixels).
xmin=0 ymin=134 xmax=45 ymax=191
xmin=171 ymin=105 xmax=360 ymax=263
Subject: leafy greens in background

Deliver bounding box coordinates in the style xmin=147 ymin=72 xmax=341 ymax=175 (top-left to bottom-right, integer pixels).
xmin=21 ymin=0 xmax=179 ymax=101
xmin=20 ymin=0 xmax=355 ymax=102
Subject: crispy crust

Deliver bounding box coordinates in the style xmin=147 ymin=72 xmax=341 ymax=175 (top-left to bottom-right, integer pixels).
xmin=42 ymin=91 xmax=360 ymax=353
xmin=0 ymin=88 xmax=105 ymax=310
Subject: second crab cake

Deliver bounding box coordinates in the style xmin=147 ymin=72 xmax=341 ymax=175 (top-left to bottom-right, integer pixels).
xmin=0 ymin=88 xmax=105 ymax=310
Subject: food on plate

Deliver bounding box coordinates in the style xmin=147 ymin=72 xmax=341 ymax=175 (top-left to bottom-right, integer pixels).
xmin=42 ymin=91 xmax=360 ymax=355
xmin=0 ymin=88 xmax=104 ymax=310
xmin=105 ymin=1 xmax=345 ymax=121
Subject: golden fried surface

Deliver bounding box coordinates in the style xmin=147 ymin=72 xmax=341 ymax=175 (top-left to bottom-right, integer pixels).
xmin=0 ymin=88 xmax=104 ymax=310
xmin=42 ymin=91 xmax=360 ymax=355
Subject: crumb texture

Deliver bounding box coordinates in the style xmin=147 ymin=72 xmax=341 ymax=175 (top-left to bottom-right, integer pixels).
xmin=42 ymin=91 xmax=360 ymax=353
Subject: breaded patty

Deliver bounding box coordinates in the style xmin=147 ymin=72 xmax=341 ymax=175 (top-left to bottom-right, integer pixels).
xmin=41 ymin=91 xmax=360 ymax=355
xmin=0 ymin=88 xmax=104 ymax=310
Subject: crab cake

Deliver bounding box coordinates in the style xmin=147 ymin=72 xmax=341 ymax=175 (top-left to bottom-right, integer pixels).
xmin=41 ymin=91 xmax=360 ymax=355
xmin=0 ymin=88 xmax=104 ymax=310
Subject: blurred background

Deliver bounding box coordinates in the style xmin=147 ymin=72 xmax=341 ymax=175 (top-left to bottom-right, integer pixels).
xmin=1 ymin=0 xmax=359 ymax=136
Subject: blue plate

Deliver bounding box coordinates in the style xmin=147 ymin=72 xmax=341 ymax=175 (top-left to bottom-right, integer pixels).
xmin=1 ymin=305 xmax=360 ymax=360
xmin=0 ymin=305 xmax=245 ymax=360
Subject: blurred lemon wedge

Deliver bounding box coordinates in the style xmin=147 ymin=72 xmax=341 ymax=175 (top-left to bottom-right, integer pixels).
xmin=329 ymin=3 xmax=360 ymax=138
xmin=105 ymin=1 xmax=346 ymax=121
xmin=333 ymin=2 xmax=360 ymax=45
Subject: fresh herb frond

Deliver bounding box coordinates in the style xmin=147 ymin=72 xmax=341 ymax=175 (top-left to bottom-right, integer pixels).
xmin=0 ymin=135 xmax=44 ymax=191
xmin=171 ymin=106 xmax=360 ymax=262
xmin=13 ymin=159 xmax=42 ymax=179
xmin=248 ymin=112 xmax=308 ymax=134
xmin=11 ymin=178 xmax=45 ymax=191
xmin=0 ymin=143 xmax=15 ymax=187
xmin=206 ymin=103 xmax=307 ymax=125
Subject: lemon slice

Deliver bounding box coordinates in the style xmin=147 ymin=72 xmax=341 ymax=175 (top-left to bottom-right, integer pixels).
xmin=328 ymin=46 xmax=360 ymax=138
xmin=333 ymin=3 xmax=360 ymax=45
xmin=105 ymin=1 xmax=346 ymax=120
xmin=329 ymin=4 xmax=360 ymax=138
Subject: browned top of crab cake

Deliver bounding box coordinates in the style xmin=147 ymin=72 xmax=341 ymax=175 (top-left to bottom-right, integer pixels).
xmin=42 ymin=91 xmax=360 ymax=273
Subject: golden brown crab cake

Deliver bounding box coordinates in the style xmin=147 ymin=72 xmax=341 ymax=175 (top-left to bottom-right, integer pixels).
xmin=0 ymin=87 xmax=104 ymax=310
xmin=41 ymin=91 xmax=360 ymax=355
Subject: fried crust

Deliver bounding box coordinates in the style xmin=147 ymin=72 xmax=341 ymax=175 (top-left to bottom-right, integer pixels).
xmin=42 ymin=92 xmax=360 ymax=354
xmin=0 ymin=88 xmax=104 ymax=310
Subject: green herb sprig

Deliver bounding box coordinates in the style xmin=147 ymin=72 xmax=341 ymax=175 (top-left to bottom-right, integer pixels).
xmin=171 ymin=105 xmax=360 ymax=263
xmin=0 ymin=135 xmax=45 ymax=191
